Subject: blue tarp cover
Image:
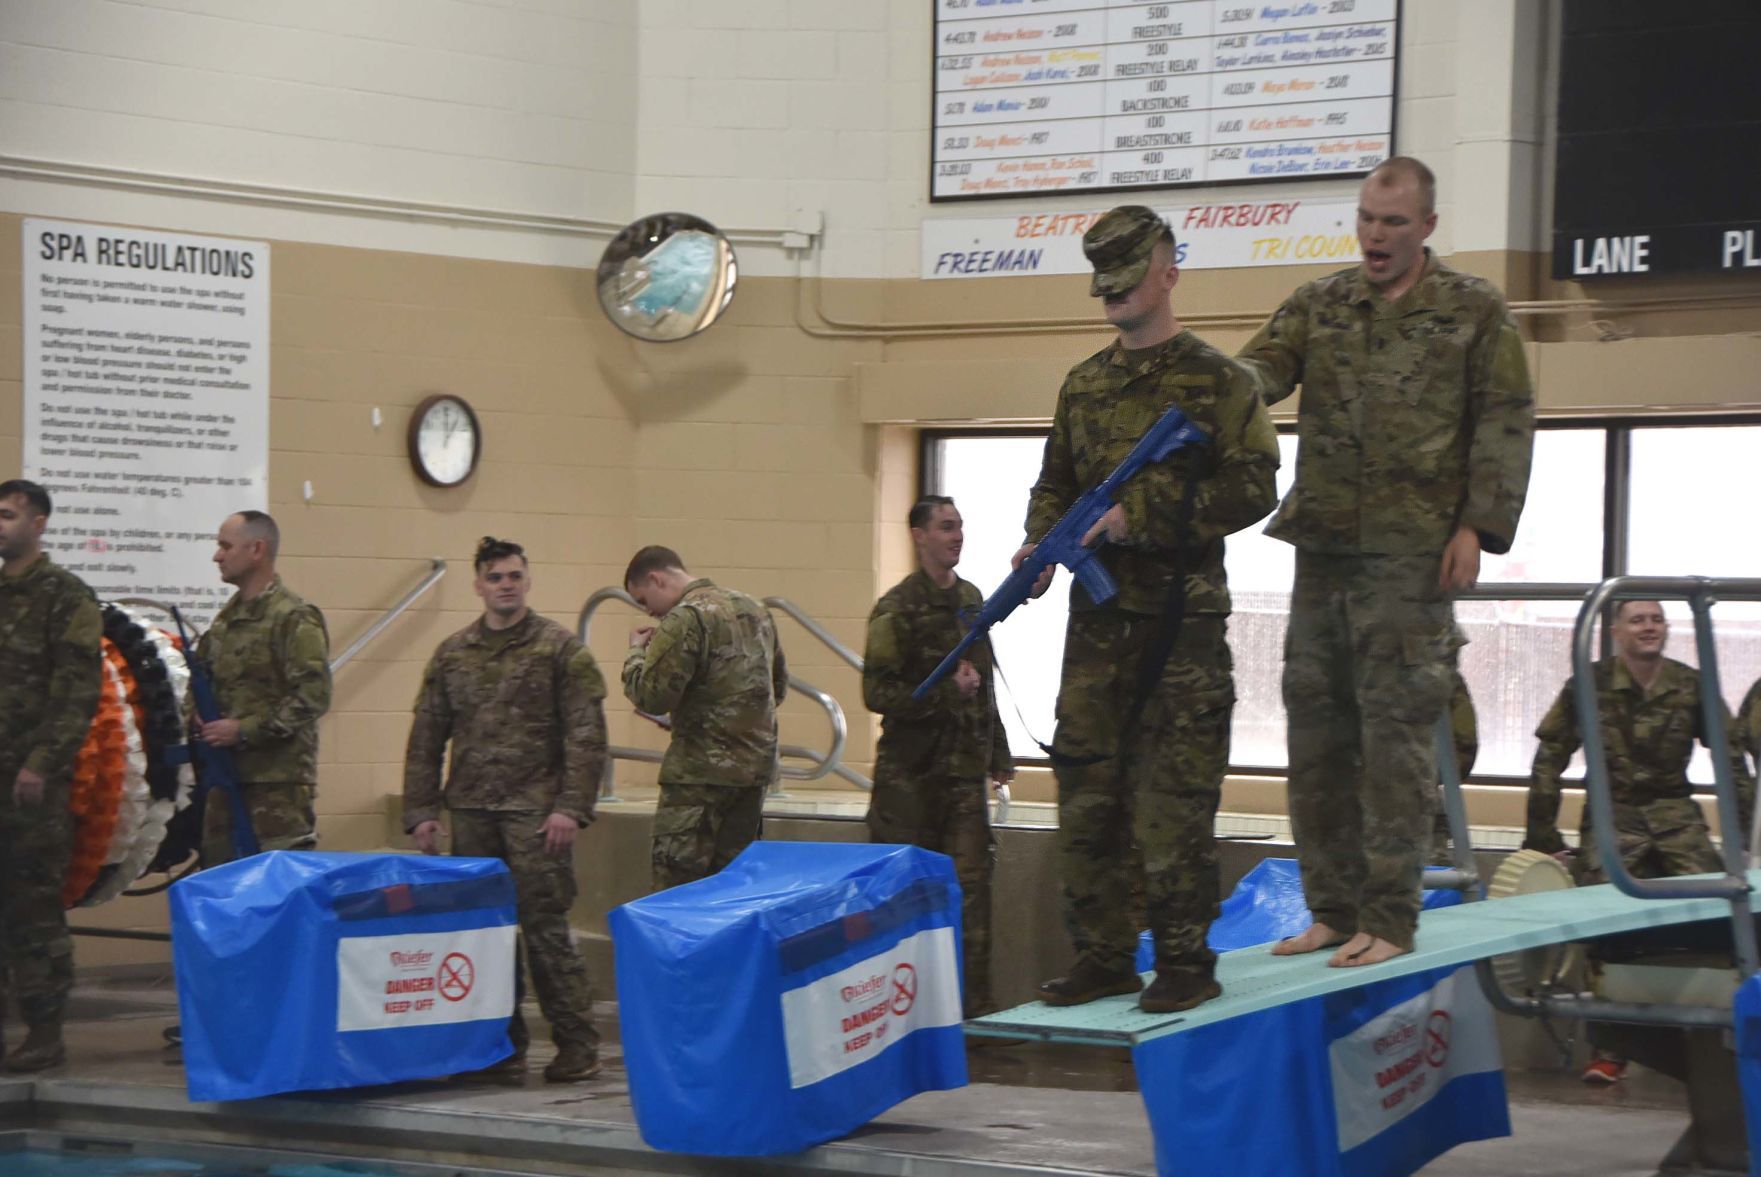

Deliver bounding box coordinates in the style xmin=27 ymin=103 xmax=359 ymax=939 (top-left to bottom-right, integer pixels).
xmin=610 ymin=842 xmax=968 ymax=1156
xmin=1132 ymin=858 xmax=1506 ymax=1176
xmin=1136 ymin=858 xmax=1464 ymax=970
xmin=171 ymin=851 xmax=518 ymax=1101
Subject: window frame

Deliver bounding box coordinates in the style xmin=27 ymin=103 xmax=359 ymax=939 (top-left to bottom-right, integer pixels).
xmin=919 ymin=412 xmax=1761 ymax=782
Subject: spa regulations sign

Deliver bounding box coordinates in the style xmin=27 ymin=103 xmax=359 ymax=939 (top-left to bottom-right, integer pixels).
xmin=21 ymin=219 xmax=269 ymax=623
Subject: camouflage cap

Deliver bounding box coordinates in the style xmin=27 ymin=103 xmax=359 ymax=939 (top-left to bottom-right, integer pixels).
xmin=1082 ymin=205 xmax=1169 ymax=297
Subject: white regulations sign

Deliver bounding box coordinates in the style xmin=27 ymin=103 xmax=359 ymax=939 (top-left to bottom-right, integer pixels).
xmin=933 ymin=0 xmax=1398 ymax=201
xmin=922 ymin=193 xmax=1358 ymax=277
xmin=22 ymin=219 xmax=270 ymax=624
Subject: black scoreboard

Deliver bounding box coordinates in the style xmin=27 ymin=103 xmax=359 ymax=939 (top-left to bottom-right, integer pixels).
xmin=1551 ymin=1 xmax=1761 ymax=280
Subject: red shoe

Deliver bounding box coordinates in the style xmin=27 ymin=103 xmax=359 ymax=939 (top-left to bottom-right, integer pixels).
xmin=1580 ymin=1056 xmax=1627 ymax=1084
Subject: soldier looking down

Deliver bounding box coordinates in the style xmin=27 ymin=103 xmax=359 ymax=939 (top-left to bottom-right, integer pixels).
xmin=0 ymin=479 xmax=102 ymax=1073
xmin=1019 ymin=205 xmax=1280 ymax=1015
xmin=403 ymin=536 xmax=606 ymax=1083
xmin=1240 ymin=156 xmax=1536 ymax=969
xmin=622 ymin=546 xmax=788 ymax=890
xmin=863 ymin=495 xmax=1013 ymax=1018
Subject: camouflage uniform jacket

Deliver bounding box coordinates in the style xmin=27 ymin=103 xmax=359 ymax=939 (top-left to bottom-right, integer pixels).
xmin=0 ymin=555 xmax=102 ymax=787
xmin=1025 ymin=330 xmax=1281 ymax=616
xmin=197 ymin=576 xmax=331 ymax=783
xmin=622 ymin=579 xmax=788 ymax=789
xmin=1525 ymin=656 xmax=1755 ymax=853
xmin=1238 ymin=250 xmax=1535 ymax=557
xmin=1738 ymin=679 xmax=1761 ymax=775
xmin=403 ymin=611 xmax=607 ymax=829
xmin=863 ymin=570 xmax=1012 ymax=783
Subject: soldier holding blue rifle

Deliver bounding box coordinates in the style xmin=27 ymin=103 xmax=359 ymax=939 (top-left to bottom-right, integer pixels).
xmin=1017 ymin=207 xmax=1279 ymax=1015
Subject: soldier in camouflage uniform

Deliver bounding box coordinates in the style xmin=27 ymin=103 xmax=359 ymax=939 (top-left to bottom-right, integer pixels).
xmin=1738 ymin=677 xmax=1761 ymax=779
xmin=1524 ymin=599 xmax=1753 ymax=1084
xmin=1524 ymin=600 xmax=1753 ymax=881
xmin=196 ymin=511 xmax=331 ymax=866
xmin=623 ymin=546 xmax=788 ymax=890
xmin=404 ymin=537 xmax=605 ymax=1084
xmin=864 ymin=496 xmax=1014 ymax=1018
xmin=1239 ymin=157 xmax=1535 ymax=968
xmin=1430 ymin=669 xmax=1479 ymax=865
xmin=1019 ymin=207 xmax=1281 ymax=1014
xmin=0 ymin=480 xmax=102 ymax=1072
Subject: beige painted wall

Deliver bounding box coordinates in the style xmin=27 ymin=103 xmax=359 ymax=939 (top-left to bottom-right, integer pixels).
xmin=5 ymin=207 xmax=1760 ymax=957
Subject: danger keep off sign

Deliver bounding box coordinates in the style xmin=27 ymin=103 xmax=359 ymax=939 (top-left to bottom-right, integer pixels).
xmin=335 ymin=925 xmax=516 ymax=1032
xmin=779 ymin=925 xmax=963 ymax=1089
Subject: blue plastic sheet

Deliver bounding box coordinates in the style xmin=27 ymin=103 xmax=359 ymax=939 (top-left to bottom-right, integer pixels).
xmin=1135 ymin=859 xmax=1463 ymax=971
xmin=1135 ymin=964 xmax=1508 ymax=1176
xmin=170 ymin=851 xmax=519 ymax=1101
xmin=1735 ymin=973 xmax=1761 ymax=1175
xmin=1131 ymin=860 xmax=1505 ymax=1176
xmin=610 ymin=842 xmax=968 ymax=1156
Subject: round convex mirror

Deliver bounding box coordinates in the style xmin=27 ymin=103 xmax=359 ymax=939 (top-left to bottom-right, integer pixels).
xmin=596 ymin=213 xmax=738 ymax=341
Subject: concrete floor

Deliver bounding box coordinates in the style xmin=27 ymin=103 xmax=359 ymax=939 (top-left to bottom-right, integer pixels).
xmin=0 ymin=969 xmax=1729 ymax=1177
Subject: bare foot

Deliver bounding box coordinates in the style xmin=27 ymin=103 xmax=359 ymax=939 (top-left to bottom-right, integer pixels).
xmin=1271 ymin=922 xmax=1349 ymax=956
xmin=1328 ymin=933 xmax=1410 ymax=968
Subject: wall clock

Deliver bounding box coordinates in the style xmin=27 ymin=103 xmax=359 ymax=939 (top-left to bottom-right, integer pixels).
xmin=407 ymin=395 xmax=481 ymax=488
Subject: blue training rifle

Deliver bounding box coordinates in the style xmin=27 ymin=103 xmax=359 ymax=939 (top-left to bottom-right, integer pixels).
xmin=173 ymin=607 xmax=261 ymax=859
xmin=911 ymin=404 xmax=1210 ymax=701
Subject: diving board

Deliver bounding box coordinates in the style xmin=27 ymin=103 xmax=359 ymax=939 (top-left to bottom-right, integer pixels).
xmin=967 ymin=870 xmax=1761 ymax=1048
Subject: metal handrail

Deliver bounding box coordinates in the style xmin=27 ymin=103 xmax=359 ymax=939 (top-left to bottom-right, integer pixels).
xmin=763 ymin=596 xmax=864 ymax=672
xmin=330 ymin=558 xmax=447 ymax=671
xmin=114 ymin=560 xmax=447 ymax=673
xmin=1570 ymin=576 xmax=1760 ymax=976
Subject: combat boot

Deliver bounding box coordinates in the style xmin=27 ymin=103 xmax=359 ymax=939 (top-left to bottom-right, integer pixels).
xmin=5 ymin=1025 xmax=65 ymax=1072
xmin=1138 ymin=972 xmax=1221 ymax=1014
xmin=1036 ymin=960 xmax=1142 ymax=1007
xmin=543 ymin=1043 xmax=602 ymax=1083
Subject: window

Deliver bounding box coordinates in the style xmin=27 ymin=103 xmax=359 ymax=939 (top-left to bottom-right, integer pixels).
xmin=924 ymin=418 xmax=1761 ymax=783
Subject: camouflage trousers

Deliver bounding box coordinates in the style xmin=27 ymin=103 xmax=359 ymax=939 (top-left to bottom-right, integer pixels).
xmin=1051 ymin=610 xmax=1233 ymax=982
xmin=1575 ymin=797 xmax=1724 ymax=885
xmin=1284 ymin=552 xmax=1458 ymax=950
xmin=651 ymin=783 xmax=763 ymax=891
xmin=0 ymin=787 xmax=74 ymax=1029
xmin=867 ymin=773 xmax=995 ymax=1015
xmin=201 ymin=780 xmax=317 ymax=867
xmin=450 ymin=809 xmax=598 ymax=1055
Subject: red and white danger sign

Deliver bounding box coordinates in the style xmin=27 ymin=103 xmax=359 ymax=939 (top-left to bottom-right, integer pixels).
xmin=335 ymin=925 xmax=515 ymax=1032
xmin=779 ymin=926 xmax=961 ymax=1089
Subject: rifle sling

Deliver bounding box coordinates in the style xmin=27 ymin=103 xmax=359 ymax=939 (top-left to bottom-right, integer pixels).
xmin=1043 ymin=451 xmax=1210 ymax=769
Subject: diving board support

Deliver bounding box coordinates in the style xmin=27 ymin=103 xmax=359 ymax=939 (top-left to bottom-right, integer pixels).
xmin=1471 ymin=957 xmax=1733 ymax=1031
xmin=1432 ymin=713 xmax=1479 ymax=899
xmin=1572 ymin=575 xmax=1761 ymax=978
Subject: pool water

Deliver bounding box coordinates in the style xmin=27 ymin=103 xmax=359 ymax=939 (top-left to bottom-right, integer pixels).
xmin=6 ymin=1151 xmax=474 ymax=1176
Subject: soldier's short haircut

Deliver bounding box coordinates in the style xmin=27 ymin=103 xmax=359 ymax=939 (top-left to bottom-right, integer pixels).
xmin=1368 ymin=155 xmax=1437 ymax=215
xmin=474 ymin=535 xmax=527 ymax=572
xmin=233 ymin=509 xmax=280 ymax=560
xmin=908 ymin=495 xmax=956 ymax=530
xmin=0 ymin=478 xmax=52 ymax=519
xmin=624 ymin=545 xmax=686 ymax=587
xmin=1614 ymin=598 xmax=1664 ymax=620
